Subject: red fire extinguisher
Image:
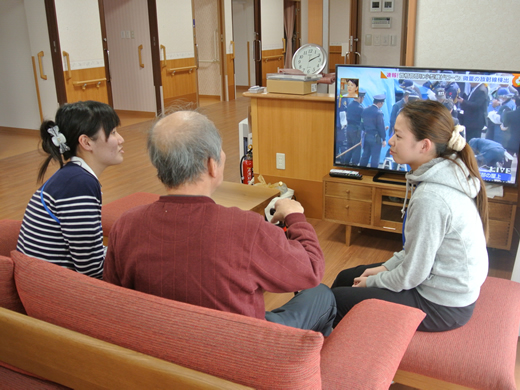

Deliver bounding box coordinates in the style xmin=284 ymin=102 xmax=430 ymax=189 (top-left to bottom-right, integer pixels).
xmin=240 ymin=145 xmax=254 ymax=185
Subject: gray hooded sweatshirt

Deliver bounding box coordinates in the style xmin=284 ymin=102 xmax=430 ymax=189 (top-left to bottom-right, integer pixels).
xmin=366 ymin=156 xmax=488 ymax=307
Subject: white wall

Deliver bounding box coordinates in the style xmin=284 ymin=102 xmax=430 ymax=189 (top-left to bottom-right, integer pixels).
xmin=261 ymin=0 xmax=284 ymax=50
xmin=157 ymin=0 xmax=194 ymax=60
xmin=414 ymin=0 xmax=520 ymax=71
xmin=55 ymin=0 xmax=104 ymax=70
xmin=232 ymin=0 xmax=255 ymax=86
xmin=329 ymin=0 xmax=350 ymax=46
xmin=0 ymin=1 xmax=46 ymax=130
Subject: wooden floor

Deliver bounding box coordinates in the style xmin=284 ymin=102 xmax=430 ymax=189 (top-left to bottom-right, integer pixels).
xmin=1 ymin=92 xmax=519 ymax=389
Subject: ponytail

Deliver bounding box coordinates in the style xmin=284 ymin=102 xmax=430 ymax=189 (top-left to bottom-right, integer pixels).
xmin=38 ymin=120 xmax=65 ymax=183
xmin=456 ymin=144 xmax=489 ymax=241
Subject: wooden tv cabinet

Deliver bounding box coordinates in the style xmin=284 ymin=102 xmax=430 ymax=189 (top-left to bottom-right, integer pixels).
xmin=323 ymin=172 xmax=517 ymax=250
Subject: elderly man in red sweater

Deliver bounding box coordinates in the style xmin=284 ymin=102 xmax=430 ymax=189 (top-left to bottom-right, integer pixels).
xmin=103 ymin=110 xmax=336 ymax=336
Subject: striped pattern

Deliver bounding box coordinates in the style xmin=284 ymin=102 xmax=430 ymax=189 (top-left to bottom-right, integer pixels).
xmin=17 ymin=163 xmax=105 ymax=279
xmin=13 ymin=251 xmax=324 ymax=389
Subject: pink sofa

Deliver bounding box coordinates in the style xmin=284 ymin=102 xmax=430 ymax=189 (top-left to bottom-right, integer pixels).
xmin=0 ymin=219 xmax=424 ymax=389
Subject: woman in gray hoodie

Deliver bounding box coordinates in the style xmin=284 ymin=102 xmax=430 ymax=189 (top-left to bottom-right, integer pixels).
xmin=332 ymin=99 xmax=489 ymax=332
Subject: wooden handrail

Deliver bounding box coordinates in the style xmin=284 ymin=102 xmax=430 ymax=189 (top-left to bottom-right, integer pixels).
xmin=168 ymin=66 xmax=197 ymax=75
xmin=37 ymin=51 xmax=47 ymax=80
xmin=138 ymin=44 xmax=144 ymax=68
xmin=282 ymin=38 xmax=286 ymax=54
xmin=329 ymin=50 xmax=342 ymax=54
xmin=263 ymin=55 xmax=283 ymax=62
xmin=63 ymin=51 xmax=72 ymax=80
xmin=73 ymin=78 xmax=106 ymax=90
xmin=160 ymin=45 xmax=166 ymax=68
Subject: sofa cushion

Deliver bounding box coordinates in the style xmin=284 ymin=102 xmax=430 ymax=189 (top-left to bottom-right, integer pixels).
xmin=0 ymin=219 xmax=22 ymax=257
xmin=399 ymin=276 xmax=520 ymax=389
xmin=12 ymin=251 xmax=324 ymax=390
xmin=0 ymin=255 xmax=25 ymax=314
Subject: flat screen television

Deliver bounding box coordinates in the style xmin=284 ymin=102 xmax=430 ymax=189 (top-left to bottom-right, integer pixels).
xmin=333 ymin=64 xmax=520 ymax=186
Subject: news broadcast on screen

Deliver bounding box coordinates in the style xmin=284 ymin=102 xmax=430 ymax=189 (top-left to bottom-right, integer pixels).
xmin=334 ymin=65 xmax=520 ymax=186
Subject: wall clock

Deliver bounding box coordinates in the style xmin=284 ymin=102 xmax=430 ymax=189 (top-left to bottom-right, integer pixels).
xmin=291 ymin=44 xmax=328 ymax=75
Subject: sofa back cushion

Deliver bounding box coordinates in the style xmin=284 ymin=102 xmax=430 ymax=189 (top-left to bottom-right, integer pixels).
xmin=0 ymin=255 xmax=25 ymax=314
xmin=0 ymin=220 xmax=22 ymax=257
xmin=12 ymin=251 xmax=324 ymax=390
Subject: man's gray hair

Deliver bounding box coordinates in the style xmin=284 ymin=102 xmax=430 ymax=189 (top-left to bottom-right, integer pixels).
xmin=148 ymin=111 xmax=222 ymax=188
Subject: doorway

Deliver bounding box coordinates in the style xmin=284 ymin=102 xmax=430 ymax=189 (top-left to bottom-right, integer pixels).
xmin=53 ymin=0 xmax=111 ymax=105
xmin=232 ymin=0 xmax=255 ymax=88
xmin=193 ymin=0 xmax=226 ymax=104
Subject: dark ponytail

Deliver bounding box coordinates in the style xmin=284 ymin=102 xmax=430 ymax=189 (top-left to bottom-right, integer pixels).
xmin=37 ymin=101 xmax=120 ymax=183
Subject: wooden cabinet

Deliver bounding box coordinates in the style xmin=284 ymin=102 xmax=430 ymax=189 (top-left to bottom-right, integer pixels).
xmin=323 ymin=173 xmax=518 ymax=250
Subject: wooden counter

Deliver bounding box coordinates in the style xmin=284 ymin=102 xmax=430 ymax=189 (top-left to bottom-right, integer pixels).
xmin=244 ymin=92 xmax=335 ymax=218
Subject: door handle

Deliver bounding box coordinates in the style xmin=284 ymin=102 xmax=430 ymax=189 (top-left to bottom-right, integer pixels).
xmin=37 ymin=51 xmax=47 ymax=80
xmin=160 ymin=45 xmax=166 ymax=68
xmin=138 ymin=44 xmax=144 ymax=68
xmin=63 ymin=51 xmax=71 ymax=80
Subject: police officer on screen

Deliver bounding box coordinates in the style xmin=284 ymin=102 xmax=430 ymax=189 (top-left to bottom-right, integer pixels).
xmin=342 ymin=89 xmax=366 ymax=165
xmin=360 ymin=93 xmax=386 ymax=168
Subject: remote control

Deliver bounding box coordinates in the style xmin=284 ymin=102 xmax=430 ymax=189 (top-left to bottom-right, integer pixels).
xmin=329 ymin=169 xmax=363 ymax=180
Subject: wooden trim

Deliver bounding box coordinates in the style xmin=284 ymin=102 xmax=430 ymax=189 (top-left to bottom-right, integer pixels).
xmin=404 ymin=0 xmax=417 ymax=66
xmin=394 ymin=370 xmax=473 ymax=390
xmin=114 ymin=110 xmax=156 ymax=119
xmin=307 ymin=0 xmax=323 ymax=45
xmin=31 ymin=56 xmax=44 ymax=122
xmin=44 ymin=0 xmax=67 ymax=105
xmin=0 ymin=308 xmax=251 ymax=390
xmin=98 ymin=0 xmax=114 ymax=107
xmin=147 ymin=0 xmax=163 ymax=115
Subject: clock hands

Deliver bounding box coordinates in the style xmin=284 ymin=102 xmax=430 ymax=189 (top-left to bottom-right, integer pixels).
xmin=309 ymin=55 xmax=320 ymax=62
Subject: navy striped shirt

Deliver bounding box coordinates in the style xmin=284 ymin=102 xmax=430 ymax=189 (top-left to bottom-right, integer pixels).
xmin=17 ymin=159 xmax=105 ymax=279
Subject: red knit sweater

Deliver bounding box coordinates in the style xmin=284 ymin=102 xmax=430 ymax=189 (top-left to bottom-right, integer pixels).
xmin=103 ymin=195 xmax=324 ymax=320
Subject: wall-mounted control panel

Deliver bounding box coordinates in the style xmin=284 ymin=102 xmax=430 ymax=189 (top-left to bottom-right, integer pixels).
xmin=371 ymin=17 xmax=391 ymax=28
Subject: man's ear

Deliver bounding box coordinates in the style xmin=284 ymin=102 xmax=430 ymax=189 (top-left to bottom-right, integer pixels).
xmin=77 ymin=134 xmax=93 ymax=152
xmin=207 ymin=157 xmax=218 ymax=178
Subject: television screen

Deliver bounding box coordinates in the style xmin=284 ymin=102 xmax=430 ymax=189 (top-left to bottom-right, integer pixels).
xmin=334 ymin=64 xmax=520 ymax=186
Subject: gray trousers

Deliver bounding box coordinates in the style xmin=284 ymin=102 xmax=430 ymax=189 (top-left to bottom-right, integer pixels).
xmin=265 ymin=283 xmax=337 ymax=336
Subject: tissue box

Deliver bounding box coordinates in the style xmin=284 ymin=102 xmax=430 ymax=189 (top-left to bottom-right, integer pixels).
xmin=266 ymin=79 xmax=318 ymax=95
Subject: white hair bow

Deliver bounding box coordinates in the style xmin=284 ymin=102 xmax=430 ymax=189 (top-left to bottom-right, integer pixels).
xmin=48 ymin=126 xmax=70 ymax=154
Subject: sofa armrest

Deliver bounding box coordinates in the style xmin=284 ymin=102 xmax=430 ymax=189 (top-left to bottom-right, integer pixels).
xmin=0 ymin=307 xmax=251 ymax=390
xmin=0 ymin=220 xmax=21 ymax=257
xmin=320 ymin=299 xmax=425 ymax=390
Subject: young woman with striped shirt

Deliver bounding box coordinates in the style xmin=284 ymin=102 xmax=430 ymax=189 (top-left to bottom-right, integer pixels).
xmin=17 ymin=101 xmax=124 ymax=279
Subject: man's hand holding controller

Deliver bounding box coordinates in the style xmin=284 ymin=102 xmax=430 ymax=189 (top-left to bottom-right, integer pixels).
xmin=270 ymin=198 xmax=304 ymax=225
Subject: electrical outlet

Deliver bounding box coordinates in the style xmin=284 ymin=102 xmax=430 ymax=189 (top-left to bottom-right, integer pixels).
xmin=276 ymin=153 xmax=285 ymax=170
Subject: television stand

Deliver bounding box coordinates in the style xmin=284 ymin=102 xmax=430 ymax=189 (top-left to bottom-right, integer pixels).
xmin=323 ymin=172 xmax=517 ymax=250
xmin=372 ymin=171 xmax=406 ymax=186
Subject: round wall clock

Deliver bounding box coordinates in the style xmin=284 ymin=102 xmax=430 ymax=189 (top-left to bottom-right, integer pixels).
xmin=291 ymin=44 xmax=328 ymax=75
